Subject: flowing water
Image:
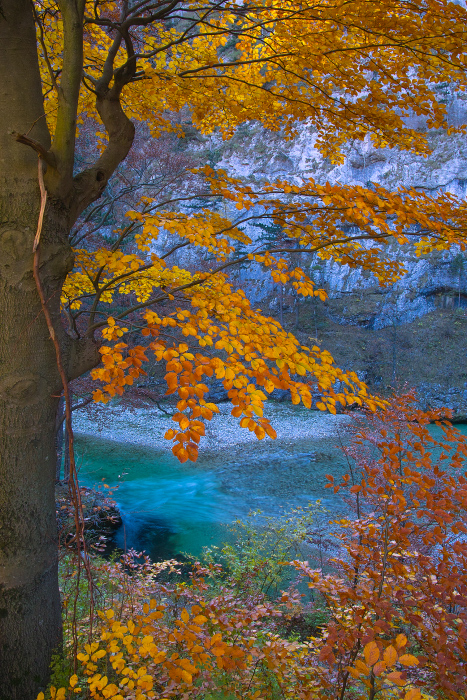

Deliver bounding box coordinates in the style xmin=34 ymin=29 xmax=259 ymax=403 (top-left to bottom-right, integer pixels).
xmin=74 ymin=403 xmax=352 ymax=560
xmin=74 ymin=403 xmax=467 ymax=561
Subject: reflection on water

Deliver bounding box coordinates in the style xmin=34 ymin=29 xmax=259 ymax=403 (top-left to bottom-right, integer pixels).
xmin=75 ymin=411 xmax=351 ymax=559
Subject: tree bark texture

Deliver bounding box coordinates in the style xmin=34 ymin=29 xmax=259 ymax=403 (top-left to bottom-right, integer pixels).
xmin=0 ymin=1 xmax=69 ymax=697
xmin=0 ymin=0 xmax=129 ymax=695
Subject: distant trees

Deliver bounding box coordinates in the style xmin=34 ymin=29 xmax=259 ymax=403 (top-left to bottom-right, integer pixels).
xmin=450 ymin=252 xmax=466 ymax=308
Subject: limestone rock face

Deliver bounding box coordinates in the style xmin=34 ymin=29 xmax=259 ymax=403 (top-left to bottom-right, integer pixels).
xmin=210 ymin=89 xmax=467 ymax=320
xmin=191 ymin=87 xmax=467 ymax=414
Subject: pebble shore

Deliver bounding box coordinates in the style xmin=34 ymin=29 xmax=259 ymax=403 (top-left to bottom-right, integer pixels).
xmin=74 ymin=402 xmax=351 ymax=453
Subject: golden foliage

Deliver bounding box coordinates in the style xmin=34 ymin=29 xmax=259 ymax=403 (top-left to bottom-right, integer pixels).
xmin=31 ymin=0 xmax=467 ymax=461
xmin=65 ymin=165 xmax=467 ymax=460
xmin=35 ymin=1 xmax=467 ymax=151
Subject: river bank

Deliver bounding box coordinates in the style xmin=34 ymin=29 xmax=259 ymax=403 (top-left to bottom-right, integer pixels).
xmin=55 ymin=482 xmax=122 ymax=552
xmin=73 ymin=401 xmax=351 ymax=454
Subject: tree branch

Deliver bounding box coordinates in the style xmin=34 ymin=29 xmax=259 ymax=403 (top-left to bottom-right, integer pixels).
xmin=69 ymin=100 xmax=135 ymax=225
xmin=11 ymin=131 xmax=56 ymax=169
xmin=47 ymin=0 xmax=86 ymax=197
xmin=62 ymin=333 xmax=101 ymax=381
xmin=69 ymin=4 xmax=139 ymax=224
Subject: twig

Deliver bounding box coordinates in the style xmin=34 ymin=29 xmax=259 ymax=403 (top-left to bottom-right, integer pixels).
xmin=12 ymin=131 xmax=56 ymax=168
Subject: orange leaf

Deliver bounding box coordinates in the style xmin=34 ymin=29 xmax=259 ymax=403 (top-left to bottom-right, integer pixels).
xmin=364 ymin=641 xmax=380 ymax=666
xmin=398 ymin=654 xmax=419 ymax=667
xmin=404 ymin=690 xmax=422 ymax=700
xmin=354 ymin=659 xmax=370 ymax=675
xmin=386 ymin=671 xmax=406 ymax=687
xmin=373 ymin=661 xmax=386 ymax=676
xmin=346 ymin=666 xmax=360 ymax=679
xmin=383 ymin=645 xmax=398 ymax=667
xmin=181 ymin=670 xmax=192 ymax=685
xmin=395 ymin=634 xmax=407 ymax=649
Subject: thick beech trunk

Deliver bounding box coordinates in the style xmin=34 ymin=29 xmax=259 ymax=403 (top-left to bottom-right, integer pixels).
xmin=0 ymin=1 xmax=131 ymax=695
xmin=0 ymin=194 xmax=70 ymax=689
xmin=0 ymin=2 xmax=72 ymax=697
xmin=0 ymin=331 xmax=63 ymax=698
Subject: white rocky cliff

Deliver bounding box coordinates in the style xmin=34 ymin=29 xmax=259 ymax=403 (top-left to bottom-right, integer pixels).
xmin=181 ymin=85 xmax=467 ymax=415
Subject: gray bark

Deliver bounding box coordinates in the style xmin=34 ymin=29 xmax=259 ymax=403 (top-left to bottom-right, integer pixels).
xmin=0 ymin=2 xmax=64 ymax=696
xmin=0 ymin=2 xmax=92 ymax=697
xmin=0 ymin=1 xmax=133 ymax=696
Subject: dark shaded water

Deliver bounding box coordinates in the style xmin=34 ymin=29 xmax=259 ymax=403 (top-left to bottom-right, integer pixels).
xmin=76 ymin=435 xmax=240 ymax=560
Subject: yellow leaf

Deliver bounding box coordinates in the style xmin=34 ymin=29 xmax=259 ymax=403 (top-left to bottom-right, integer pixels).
xmin=181 ymin=608 xmax=190 ymax=623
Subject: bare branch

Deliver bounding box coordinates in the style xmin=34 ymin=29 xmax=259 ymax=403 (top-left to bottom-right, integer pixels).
xmin=11 ymin=131 xmax=56 ymax=168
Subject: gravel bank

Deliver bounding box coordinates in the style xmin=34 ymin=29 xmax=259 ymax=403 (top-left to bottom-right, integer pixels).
xmin=74 ymin=402 xmax=351 ymax=455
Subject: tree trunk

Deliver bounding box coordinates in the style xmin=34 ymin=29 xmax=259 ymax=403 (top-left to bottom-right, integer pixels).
xmin=279 ymin=283 xmax=284 ymax=326
xmin=392 ymin=321 xmax=397 ymax=386
xmin=0 ymin=1 xmax=123 ymax=695
xmin=459 ymin=268 xmax=462 ymax=308
xmin=0 ymin=2 xmax=68 ymax=697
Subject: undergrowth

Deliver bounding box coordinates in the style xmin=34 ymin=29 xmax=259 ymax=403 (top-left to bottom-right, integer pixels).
xmin=40 ymin=395 xmax=467 ymax=700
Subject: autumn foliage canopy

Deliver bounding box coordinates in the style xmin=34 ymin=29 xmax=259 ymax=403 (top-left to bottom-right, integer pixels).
xmin=29 ymin=0 xmax=467 ymax=461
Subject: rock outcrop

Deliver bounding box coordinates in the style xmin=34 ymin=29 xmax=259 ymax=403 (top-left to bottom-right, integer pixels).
xmin=185 ymin=87 xmax=467 ymax=415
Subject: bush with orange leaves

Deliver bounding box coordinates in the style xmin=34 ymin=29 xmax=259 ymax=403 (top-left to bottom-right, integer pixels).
xmin=296 ymin=392 xmax=467 ymax=699
xmin=39 ymin=394 xmax=467 ymax=700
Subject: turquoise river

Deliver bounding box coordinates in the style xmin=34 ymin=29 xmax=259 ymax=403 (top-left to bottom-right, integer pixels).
xmin=74 ymin=403 xmax=467 ymax=561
